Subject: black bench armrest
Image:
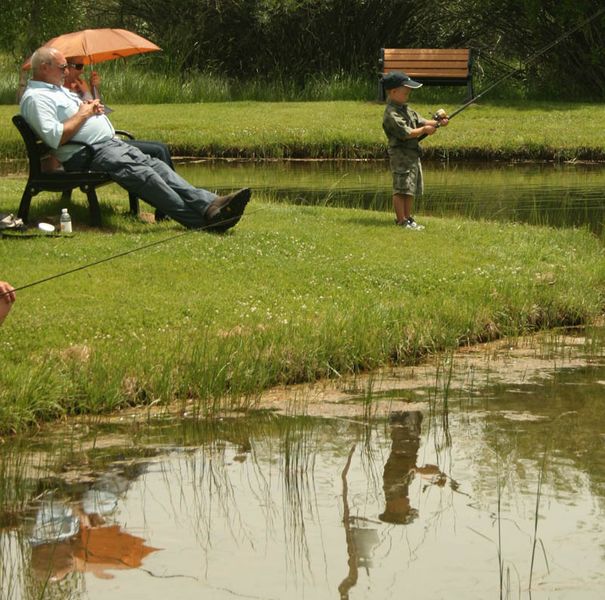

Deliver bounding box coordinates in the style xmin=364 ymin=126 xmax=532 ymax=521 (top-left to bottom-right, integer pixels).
xmin=115 ymin=129 xmax=135 ymax=140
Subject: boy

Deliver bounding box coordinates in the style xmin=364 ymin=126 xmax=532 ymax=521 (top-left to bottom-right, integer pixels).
xmin=382 ymin=71 xmax=448 ymax=229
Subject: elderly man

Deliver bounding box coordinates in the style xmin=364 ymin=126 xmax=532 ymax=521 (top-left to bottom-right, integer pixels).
xmin=20 ymin=47 xmax=250 ymax=231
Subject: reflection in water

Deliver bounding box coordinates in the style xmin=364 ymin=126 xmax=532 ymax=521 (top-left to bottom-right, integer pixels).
xmin=32 ymin=519 xmax=158 ymax=582
xmin=340 ymin=411 xmax=454 ymax=599
xmin=1 ymin=336 xmax=605 ymax=599
xmin=2 ymin=159 xmax=605 ymax=233
xmin=28 ymin=469 xmax=159 ymax=584
xmin=379 ymin=411 xmax=422 ymax=525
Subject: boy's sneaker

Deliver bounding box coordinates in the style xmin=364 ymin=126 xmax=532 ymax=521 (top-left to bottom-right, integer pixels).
xmin=405 ymin=217 xmax=424 ymax=230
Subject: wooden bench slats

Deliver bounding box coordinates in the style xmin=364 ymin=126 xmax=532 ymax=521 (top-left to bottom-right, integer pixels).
xmin=384 ymin=49 xmax=470 ymax=55
xmin=383 ymin=49 xmax=471 ymax=58
xmin=384 ymin=66 xmax=470 ymax=77
xmin=384 ymin=59 xmax=471 ymax=67
xmin=378 ymin=47 xmax=474 ymax=100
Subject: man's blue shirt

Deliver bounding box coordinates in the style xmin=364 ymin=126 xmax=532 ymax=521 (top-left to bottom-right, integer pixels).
xmin=20 ymin=80 xmax=115 ymax=163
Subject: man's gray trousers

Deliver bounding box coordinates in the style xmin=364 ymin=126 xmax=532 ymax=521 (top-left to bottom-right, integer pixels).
xmin=63 ymin=138 xmax=217 ymax=228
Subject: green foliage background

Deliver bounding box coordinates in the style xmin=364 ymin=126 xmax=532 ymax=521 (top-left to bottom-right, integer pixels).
xmin=1 ymin=0 xmax=603 ymax=100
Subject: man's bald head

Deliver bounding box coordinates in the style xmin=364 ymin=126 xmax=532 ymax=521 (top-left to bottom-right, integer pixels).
xmin=30 ymin=47 xmax=68 ymax=85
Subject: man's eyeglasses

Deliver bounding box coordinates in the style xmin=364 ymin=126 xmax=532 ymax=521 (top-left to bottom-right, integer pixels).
xmin=45 ymin=62 xmax=69 ymax=70
xmin=67 ymin=63 xmax=84 ymax=70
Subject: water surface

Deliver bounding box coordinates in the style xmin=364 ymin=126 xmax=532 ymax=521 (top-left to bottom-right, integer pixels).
xmin=1 ymin=331 xmax=604 ymax=599
xmin=3 ymin=159 xmax=605 ymax=233
xmin=175 ymin=159 xmax=605 ymax=233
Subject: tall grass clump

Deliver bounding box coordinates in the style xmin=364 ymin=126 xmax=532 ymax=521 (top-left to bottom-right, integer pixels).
xmin=0 ymin=54 xmax=20 ymax=105
xmin=1 ymin=57 xmax=375 ymax=105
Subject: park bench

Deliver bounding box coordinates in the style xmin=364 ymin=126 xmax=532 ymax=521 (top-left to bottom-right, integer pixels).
xmin=378 ymin=48 xmax=474 ymax=101
xmin=12 ymin=114 xmax=140 ymax=227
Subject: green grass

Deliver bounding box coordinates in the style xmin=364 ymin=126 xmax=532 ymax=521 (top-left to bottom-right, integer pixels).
xmin=1 ymin=179 xmax=604 ymax=433
xmin=1 ymin=93 xmax=605 ymax=432
xmin=2 ymin=100 xmax=605 ymax=162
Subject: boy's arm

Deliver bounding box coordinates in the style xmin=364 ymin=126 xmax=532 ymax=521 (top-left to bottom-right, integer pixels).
xmin=384 ymin=108 xmax=438 ymax=139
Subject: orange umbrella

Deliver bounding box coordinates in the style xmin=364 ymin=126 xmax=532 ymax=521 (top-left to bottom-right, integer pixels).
xmin=22 ymin=28 xmax=161 ymax=69
xmin=31 ymin=524 xmax=160 ymax=581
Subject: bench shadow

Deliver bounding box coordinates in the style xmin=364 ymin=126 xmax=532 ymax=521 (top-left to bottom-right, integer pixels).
xmin=19 ymin=194 xmax=180 ymax=234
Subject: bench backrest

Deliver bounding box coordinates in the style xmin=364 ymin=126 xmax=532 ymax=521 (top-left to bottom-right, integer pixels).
xmin=380 ymin=48 xmax=472 ymax=83
xmin=12 ymin=115 xmax=50 ymax=178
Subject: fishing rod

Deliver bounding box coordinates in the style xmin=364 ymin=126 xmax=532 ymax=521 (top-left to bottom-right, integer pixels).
xmin=422 ymin=5 xmax=605 ymax=133
xmin=0 ymin=206 xmax=266 ymax=299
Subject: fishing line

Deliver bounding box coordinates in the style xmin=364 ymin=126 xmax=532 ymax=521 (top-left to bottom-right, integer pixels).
xmin=447 ymin=5 xmax=605 ymax=121
xmin=418 ymin=5 xmax=605 ymax=136
xmin=1 ymin=205 xmax=267 ymax=298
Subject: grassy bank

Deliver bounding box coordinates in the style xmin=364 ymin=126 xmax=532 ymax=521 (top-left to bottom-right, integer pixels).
xmin=1 ymin=182 xmax=604 ymax=433
xmin=3 ymin=100 xmax=605 ymax=162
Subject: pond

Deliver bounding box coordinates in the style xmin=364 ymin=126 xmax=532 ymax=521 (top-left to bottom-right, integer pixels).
xmin=3 ymin=158 xmax=605 ymax=234
xmin=1 ymin=329 xmax=604 ymax=599
xmin=173 ymin=159 xmax=605 ymax=235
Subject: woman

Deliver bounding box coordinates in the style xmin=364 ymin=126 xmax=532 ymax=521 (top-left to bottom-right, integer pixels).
xmin=65 ymin=59 xmax=175 ymax=170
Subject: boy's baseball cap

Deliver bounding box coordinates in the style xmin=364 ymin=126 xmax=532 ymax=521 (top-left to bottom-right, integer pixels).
xmin=382 ymin=71 xmax=423 ymax=90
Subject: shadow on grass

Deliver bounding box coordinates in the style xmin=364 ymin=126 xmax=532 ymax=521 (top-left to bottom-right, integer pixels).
xmin=344 ymin=214 xmax=392 ymax=228
xmin=16 ymin=194 xmax=185 ymax=235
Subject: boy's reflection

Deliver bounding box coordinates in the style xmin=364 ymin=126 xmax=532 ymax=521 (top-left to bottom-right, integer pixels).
xmin=339 ymin=411 xmax=424 ymax=598
xmin=379 ymin=410 xmax=423 ymax=525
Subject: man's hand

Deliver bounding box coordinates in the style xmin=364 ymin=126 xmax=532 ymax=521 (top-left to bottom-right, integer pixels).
xmin=78 ymin=99 xmax=105 ymax=117
xmin=0 ymin=281 xmax=15 ymax=304
xmin=61 ymin=99 xmax=106 ymax=144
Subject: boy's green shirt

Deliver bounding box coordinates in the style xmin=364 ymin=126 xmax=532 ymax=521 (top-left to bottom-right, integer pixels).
xmin=382 ymin=98 xmax=427 ymax=155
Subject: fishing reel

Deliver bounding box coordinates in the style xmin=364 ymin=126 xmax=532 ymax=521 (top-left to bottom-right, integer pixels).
xmin=433 ymin=108 xmax=448 ymax=126
xmin=418 ymin=108 xmax=449 ymax=141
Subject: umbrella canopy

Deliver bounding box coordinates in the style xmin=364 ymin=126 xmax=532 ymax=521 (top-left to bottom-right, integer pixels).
xmin=22 ymin=28 xmax=161 ymax=69
xmin=31 ymin=524 xmax=160 ymax=582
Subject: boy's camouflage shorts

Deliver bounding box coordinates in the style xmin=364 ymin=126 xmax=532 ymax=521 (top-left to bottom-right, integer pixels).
xmin=389 ymin=152 xmax=424 ymax=197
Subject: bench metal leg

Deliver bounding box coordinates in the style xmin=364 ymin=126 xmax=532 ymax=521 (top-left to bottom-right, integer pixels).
xmin=83 ymin=186 xmax=102 ymax=227
xmin=128 ymin=193 xmax=139 ymax=216
xmin=17 ymin=187 xmax=34 ymax=222
xmin=377 ymin=77 xmax=385 ymax=102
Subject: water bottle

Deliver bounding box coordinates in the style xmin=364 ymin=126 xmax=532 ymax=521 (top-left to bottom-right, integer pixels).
xmin=60 ymin=208 xmax=72 ymax=233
